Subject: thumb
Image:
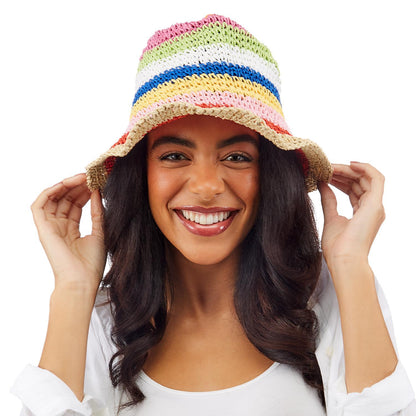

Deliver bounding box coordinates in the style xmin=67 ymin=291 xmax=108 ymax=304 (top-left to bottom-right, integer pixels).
xmin=318 ymin=182 xmax=338 ymax=222
xmin=90 ymin=189 xmax=104 ymax=239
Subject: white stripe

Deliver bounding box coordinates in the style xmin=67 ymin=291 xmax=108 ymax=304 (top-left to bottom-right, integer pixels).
xmin=135 ymin=43 xmax=281 ymax=96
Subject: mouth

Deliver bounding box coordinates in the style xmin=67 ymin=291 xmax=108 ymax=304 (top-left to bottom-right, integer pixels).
xmin=174 ymin=207 xmax=239 ymax=237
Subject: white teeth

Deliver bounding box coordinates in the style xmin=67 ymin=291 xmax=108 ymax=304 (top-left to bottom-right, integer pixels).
xmin=180 ymin=210 xmax=232 ymax=225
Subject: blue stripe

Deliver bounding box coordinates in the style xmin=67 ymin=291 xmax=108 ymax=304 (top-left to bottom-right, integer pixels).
xmin=132 ymin=62 xmax=281 ymax=106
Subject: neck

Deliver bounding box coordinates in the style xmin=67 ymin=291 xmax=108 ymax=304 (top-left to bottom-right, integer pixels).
xmin=165 ymin=244 xmax=240 ymax=322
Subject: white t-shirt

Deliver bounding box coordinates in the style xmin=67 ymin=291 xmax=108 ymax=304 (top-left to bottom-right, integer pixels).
xmin=10 ymin=264 xmax=416 ymax=415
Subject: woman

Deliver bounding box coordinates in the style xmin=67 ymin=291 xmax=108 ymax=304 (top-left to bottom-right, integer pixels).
xmin=11 ymin=14 xmax=415 ymax=415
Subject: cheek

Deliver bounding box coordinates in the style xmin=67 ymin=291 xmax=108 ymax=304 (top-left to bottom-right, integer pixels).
xmin=147 ymin=162 xmax=182 ymax=215
xmin=242 ymin=172 xmax=260 ymax=234
xmin=248 ymin=170 xmax=260 ymax=200
xmin=229 ymin=170 xmax=259 ymax=206
xmin=246 ymin=172 xmax=260 ymax=220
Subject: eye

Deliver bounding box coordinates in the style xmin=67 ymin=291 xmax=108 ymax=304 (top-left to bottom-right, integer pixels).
xmin=159 ymin=152 xmax=189 ymax=161
xmin=223 ymin=153 xmax=253 ymax=162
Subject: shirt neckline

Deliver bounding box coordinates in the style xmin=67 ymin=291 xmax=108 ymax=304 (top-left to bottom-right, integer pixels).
xmin=138 ymin=362 xmax=279 ymax=396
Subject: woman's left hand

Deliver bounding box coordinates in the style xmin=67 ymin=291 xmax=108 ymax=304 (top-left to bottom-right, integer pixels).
xmin=319 ymin=163 xmax=399 ymax=393
xmin=318 ymin=162 xmax=386 ymax=272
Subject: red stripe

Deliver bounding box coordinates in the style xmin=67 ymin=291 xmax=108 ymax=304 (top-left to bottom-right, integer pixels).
xmin=110 ymin=132 xmax=129 ymax=149
xmin=104 ymin=156 xmax=116 ymax=174
xmin=294 ymin=149 xmax=309 ymax=177
xmin=264 ymin=119 xmax=290 ymax=135
xmin=103 ymin=116 xmax=308 ymax=178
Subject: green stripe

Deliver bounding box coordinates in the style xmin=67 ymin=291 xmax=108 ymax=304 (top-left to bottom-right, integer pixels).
xmin=137 ymin=22 xmax=280 ymax=74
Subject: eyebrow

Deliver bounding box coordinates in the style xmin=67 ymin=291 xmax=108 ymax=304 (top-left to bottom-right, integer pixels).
xmin=150 ymin=134 xmax=259 ymax=150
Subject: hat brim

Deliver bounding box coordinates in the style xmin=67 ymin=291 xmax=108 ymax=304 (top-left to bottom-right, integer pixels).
xmin=86 ymin=102 xmax=333 ymax=193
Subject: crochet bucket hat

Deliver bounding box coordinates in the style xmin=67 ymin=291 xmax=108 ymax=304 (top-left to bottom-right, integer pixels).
xmin=86 ymin=14 xmax=332 ymax=192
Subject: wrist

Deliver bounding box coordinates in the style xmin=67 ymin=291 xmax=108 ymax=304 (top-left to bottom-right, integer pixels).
xmin=52 ymin=282 xmax=98 ymax=307
xmin=326 ymin=257 xmax=375 ymax=296
xmin=325 ymin=252 xmax=370 ymax=275
xmin=54 ymin=276 xmax=100 ymax=297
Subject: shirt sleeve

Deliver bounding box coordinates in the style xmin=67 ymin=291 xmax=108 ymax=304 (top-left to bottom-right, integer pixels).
xmin=10 ymin=290 xmax=117 ymax=416
xmin=313 ymin=262 xmax=416 ymax=416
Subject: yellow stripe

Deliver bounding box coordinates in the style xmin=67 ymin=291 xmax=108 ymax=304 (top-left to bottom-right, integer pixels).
xmin=129 ymin=74 xmax=283 ymax=120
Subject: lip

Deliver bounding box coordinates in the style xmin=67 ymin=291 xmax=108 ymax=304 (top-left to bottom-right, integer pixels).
xmin=174 ymin=207 xmax=238 ymax=237
xmin=174 ymin=206 xmax=237 ymax=214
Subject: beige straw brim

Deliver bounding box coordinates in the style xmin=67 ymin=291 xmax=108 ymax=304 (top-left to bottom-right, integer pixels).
xmin=86 ymin=102 xmax=333 ymax=193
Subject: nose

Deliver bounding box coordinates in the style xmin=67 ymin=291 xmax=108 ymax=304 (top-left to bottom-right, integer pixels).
xmin=187 ymin=162 xmax=225 ymax=200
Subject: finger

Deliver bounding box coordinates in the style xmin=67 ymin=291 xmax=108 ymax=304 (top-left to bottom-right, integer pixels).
xmin=33 ymin=174 xmax=86 ymax=213
xmin=330 ymin=178 xmax=360 ymax=212
xmin=347 ymin=165 xmax=385 ymax=220
xmin=357 ymin=175 xmax=371 ymax=193
xmin=330 ymin=175 xmax=363 ymax=197
xmin=32 ymin=182 xmax=73 ymax=228
xmin=349 ymin=162 xmax=385 ymax=202
xmin=331 ymin=172 xmax=371 ymax=193
xmin=90 ymin=190 xmax=104 ymax=239
xmin=331 ymin=164 xmax=361 ymax=181
xmin=32 ymin=182 xmax=64 ymax=221
xmin=348 ymin=166 xmax=386 ymax=242
xmin=344 ymin=163 xmax=386 ymax=230
xmin=330 ymin=170 xmax=365 ymax=199
xmin=66 ymin=187 xmax=94 ymax=233
xmin=330 ymin=173 xmax=354 ymax=187
xmin=47 ymin=175 xmax=88 ymax=216
xmin=318 ymin=182 xmax=338 ymax=222
xmin=331 ymin=163 xmax=374 ymax=208
xmin=350 ymin=181 xmax=365 ymax=199
xmin=31 ymin=175 xmax=87 ymax=235
xmin=55 ymin=181 xmax=91 ymax=219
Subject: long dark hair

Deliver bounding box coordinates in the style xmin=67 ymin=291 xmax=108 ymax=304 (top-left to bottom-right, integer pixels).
xmin=102 ymin=134 xmax=325 ymax=413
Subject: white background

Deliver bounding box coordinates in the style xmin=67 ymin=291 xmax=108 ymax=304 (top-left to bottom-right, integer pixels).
xmin=1 ymin=0 xmax=415 ymax=413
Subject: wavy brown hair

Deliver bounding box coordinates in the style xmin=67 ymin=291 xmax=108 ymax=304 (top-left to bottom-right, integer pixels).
xmin=102 ymin=135 xmax=325 ymax=413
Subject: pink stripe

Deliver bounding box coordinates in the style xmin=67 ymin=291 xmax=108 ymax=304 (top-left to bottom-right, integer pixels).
xmin=141 ymin=15 xmax=249 ymax=58
xmin=126 ymin=91 xmax=290 ymax=134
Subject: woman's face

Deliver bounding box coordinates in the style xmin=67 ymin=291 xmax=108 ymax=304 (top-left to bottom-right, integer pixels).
xmin=146 ymin=115 xmax=260 ymax=266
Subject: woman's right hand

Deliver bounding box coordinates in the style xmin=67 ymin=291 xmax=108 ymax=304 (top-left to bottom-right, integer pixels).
xmin=31 ymin=173 xmax=106 ymax=294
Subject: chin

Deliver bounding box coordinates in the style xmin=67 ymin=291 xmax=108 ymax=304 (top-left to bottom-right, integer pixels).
xmin=170 ymin=242 xmax=240 ymax=267
xmin=186 ymin=252 xmax=237 ymax=266
xmin=186 ymin=254 xmax=233 ymax=267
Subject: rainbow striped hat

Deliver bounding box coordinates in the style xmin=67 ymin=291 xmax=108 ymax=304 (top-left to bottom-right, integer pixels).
xmin=86 ymin=14 xmax=332 ymax=192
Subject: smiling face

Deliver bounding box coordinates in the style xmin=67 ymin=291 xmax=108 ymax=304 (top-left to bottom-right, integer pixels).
xmin=146 ymin=115 xmax=260 ymax=266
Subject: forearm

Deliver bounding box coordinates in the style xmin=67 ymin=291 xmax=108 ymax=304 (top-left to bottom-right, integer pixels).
xmin=329 ymin=260 xmax=398 ymax=393
xmin=38 ymin=285 xmax=97 ymax=401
